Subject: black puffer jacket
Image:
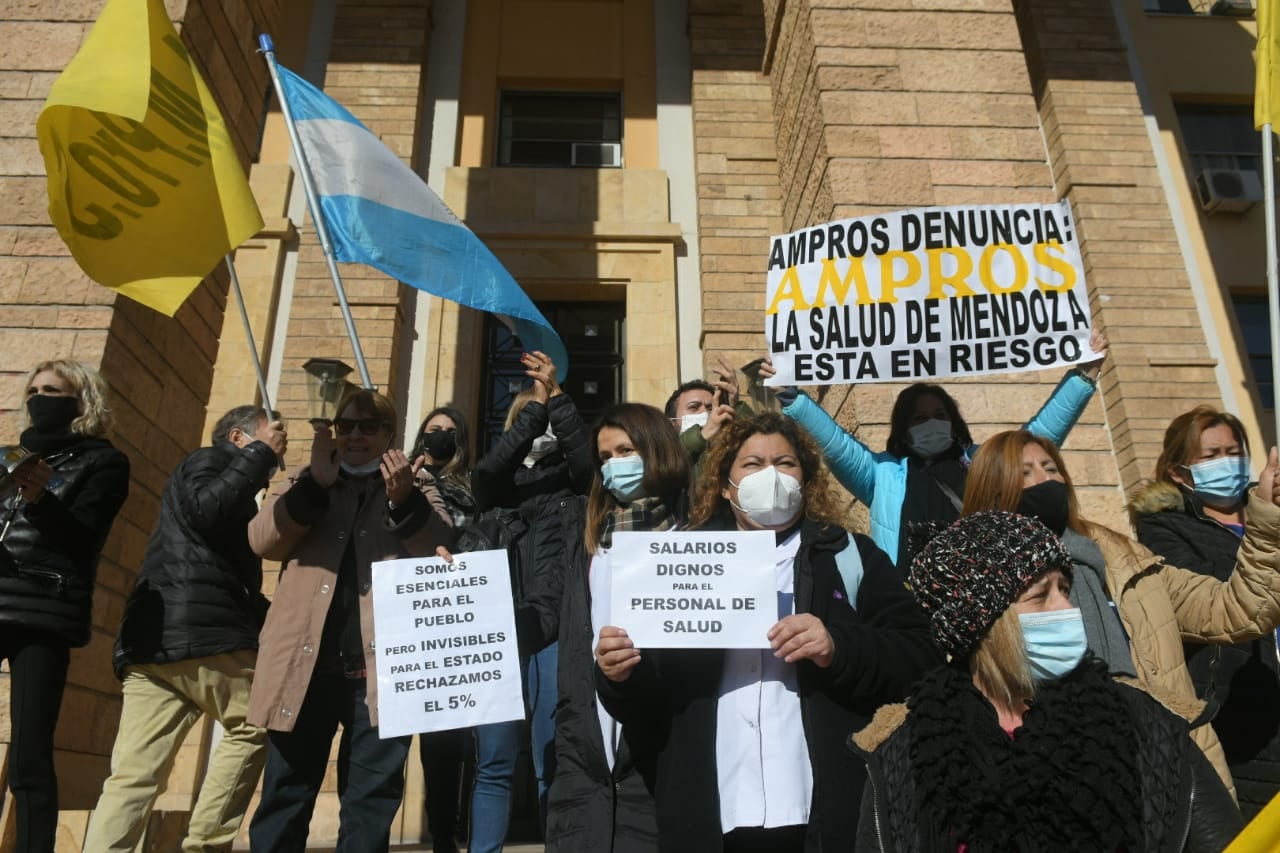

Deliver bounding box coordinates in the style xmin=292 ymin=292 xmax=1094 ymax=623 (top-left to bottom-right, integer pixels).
xmin=852 ymin=671 xmax=1242 ymax=853
xmin=0 ymin=437 xmax=130 ymax=647
xmin=471 ymin=393 xmax=594 ymax=649
xmin=594 ymin=516 xmax=942 ymax=852
xmin=1131 ymin=480 xmax=1280 ymax=818
xmin=113 ymin=440 xmax=276 ymax=677
xmin=546 ymin=522 xmax=659 ymax=853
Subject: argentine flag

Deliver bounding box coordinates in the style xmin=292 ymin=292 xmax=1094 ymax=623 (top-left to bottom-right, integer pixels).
xmin=276 ymin=65 xmax=568 ymax=375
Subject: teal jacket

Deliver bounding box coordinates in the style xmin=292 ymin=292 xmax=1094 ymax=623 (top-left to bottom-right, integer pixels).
xmin=782 ymin=371 xmax=1097 ymax=564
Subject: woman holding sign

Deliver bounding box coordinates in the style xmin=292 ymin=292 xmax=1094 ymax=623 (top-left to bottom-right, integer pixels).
xmin=246 ymin=388 xmax=454 ymax=853
xmin=758 ymin=328 xmax=1107 ymax=566
xmin=546 ymin=402 xmax=689 ymax=853
xmin=594 ymin=412 xmax=940 ymax=853
xmin=962 ymin=428 xmax=1280 ymax=799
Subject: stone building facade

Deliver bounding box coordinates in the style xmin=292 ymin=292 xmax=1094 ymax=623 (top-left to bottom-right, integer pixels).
xmin=0 ymin=0 xmax=1268 ymax=847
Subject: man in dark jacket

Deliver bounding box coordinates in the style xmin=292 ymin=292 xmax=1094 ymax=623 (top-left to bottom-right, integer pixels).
xmin=83 ymin=405 xmax=286 ymax=852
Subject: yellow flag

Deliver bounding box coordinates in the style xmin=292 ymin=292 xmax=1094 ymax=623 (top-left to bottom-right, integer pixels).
xmin=1257 ymin=0 xmax=1280 ymax=129
xmin=1225 ymin=793 xmax=1280 ymax=853
xmin=36 ymin=0 xmax=263 ymax=315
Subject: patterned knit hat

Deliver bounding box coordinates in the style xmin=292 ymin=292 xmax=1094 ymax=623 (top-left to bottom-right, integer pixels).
xmin=908 ymin=510 xmax=1073 ymax=656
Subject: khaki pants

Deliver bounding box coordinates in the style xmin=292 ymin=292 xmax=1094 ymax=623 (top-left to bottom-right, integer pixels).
xmin=84 ymin=650 xmax=267 ymax=853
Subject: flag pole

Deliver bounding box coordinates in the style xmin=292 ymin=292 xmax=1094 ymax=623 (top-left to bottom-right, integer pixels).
xmin=225 ymin=254 xmax=275 ymax=412
xmin=256 ymin=33 xmax=374 ymax=390
xmin=1265 ymin=125 xmax=1280 ymax=444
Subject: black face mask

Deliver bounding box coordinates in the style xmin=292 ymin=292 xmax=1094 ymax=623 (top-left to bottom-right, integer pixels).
xmin=421 ymin=430 xmax=457 ymax=461
xmin=26 ymin=395 xmax=79 ymax=434
xmin=1016 ymin=479 xmax=1070 ymax=537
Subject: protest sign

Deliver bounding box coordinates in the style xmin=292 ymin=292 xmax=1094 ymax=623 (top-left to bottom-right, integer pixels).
xmin=607 ymin=531 xmax=778 ymax=649
xmin=371 ymin=550 xmax=524 ymax=738
xmin=763 ymin=202 xmax=1094 ymax=387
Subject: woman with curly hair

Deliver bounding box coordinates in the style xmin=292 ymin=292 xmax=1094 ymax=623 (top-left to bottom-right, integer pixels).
xmin=593 ymin=412 xmax=940 ymax=853
xmin=1 ymin=359 xmax=131 ymax=852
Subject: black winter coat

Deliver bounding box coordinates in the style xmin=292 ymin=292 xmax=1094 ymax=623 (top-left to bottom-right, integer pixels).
xmin=852 ymin=675 xmax=1243 ymax=853
xmin=1132 ymin=480 xmax=1280 ymax=818
xmin=595 ymin=517 xmax=942 ymax=853
xmin=471 ymin=393 xmax=594 ymax=651
xmin=114 ymin=440 xmax=276 ymax=677
xmin=546 ymin=520 xmax=659 ymax=853
xmin=0 ymin=437 xmax=130 ymax=647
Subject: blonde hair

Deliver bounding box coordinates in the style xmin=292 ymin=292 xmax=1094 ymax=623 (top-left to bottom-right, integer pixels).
xmin=504 ymin=387 xmax=540 ymax=432
xmin=968 ymin=607 xmax=1036 ymax=711
xmin=21 ymin=360 xmax=114 ymax=437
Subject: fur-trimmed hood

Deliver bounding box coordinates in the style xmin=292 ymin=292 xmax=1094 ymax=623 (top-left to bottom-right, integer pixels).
xmin=1127 ymin=480 xmax=1184 ymax=530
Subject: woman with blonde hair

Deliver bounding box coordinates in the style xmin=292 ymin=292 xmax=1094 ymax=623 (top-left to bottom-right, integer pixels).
xmin=1129 ymin=405 xmax=1280 ymax=817
xmin=961 ymin=428 xmax=1280 ymax=796
xmin=466 ymin=351 xmax=593 ymax=851
xmin=594 ymin=412 xmax=939 ymax=852
xmin=853 ymin=511 xmax=1241 ymax=852
xmin=1 ymin=359 xmax=130 ymax=852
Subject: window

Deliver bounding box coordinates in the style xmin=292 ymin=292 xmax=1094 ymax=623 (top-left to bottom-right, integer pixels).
xmin=497 ymin=92 xmax=622 ymax=168
xmin=1233 ymin=294 xmax=1274 ymax=410
xmin=1176 ymin=104 xmax=1263 ymax=177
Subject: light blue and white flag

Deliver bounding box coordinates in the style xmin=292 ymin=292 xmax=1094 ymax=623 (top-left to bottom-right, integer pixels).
xmin=276 ymin=65 xmax=568 ymax=375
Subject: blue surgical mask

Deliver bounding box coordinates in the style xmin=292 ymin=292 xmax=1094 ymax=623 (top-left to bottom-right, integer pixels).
xmin=1019 ymin=607 xmax=1087 ymax=681
xmin=1184 ymin=455 xmax=1251 ymax=509
xmin=602 ymin=455 xmax=646 ymax=502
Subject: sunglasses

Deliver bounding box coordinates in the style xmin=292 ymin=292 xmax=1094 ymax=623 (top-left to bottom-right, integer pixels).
xmin=333 ymin=417 xmax=389 ymax=436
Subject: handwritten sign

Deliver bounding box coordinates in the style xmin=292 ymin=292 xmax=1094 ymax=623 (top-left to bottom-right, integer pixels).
xmin=764 ymin=202 xmax=1094 ymax=386
xmin=371 ymin=550 xmax=524 ymax=738
xmin=607 ymin=531 xmax=777 ymax=649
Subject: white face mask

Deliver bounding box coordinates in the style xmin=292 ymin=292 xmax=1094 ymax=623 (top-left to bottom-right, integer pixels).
xmin=340 ymin=458 xmax=383 ymax=477
xmin=908 ymin=418 xmax=954 ymax=460
xmin=730 ymin=466 xmax=804 ymax=527
xmin=679 ymin=412 xmax=710 ymax=434
xmin=523 ymin=426 xmax=557 ymax=468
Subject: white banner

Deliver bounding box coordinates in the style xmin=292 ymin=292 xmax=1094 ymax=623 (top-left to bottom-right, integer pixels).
xmin=763 ymin=202 xmax=1095 ymax=386
xmin=606 ymin=531 xmax=778 ymax=649
xmin=371 ymin=550 xmax=524 ymax=738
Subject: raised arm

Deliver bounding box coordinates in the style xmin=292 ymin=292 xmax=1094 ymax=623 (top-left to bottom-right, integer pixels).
xmin=1024 ymin=329 xmax=1107 ymax=445
xmin=781 ymin=392 xmax=880 ymax=505
xmin=471 ymin=401 xmax=550 ymax=511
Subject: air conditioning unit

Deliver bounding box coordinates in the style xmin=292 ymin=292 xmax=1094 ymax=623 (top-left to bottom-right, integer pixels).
xmin=571 ymin=141 xmax=622 ymax=168
xmin=1195 ymin=168 xmax=1264 ymax=213
xmin=1210 ymin=0 xmax=1255 ymax=15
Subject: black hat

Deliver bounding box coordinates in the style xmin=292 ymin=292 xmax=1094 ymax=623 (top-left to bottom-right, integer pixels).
xmin=908 ymin=511 xmax=1072 ymax=656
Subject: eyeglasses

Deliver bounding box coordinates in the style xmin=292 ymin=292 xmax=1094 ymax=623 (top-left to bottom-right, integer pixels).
xmin=333 ymin=418 xmax=388 ymax=436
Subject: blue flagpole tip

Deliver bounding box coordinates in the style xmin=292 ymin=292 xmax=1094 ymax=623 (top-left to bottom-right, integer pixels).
xmin=258 ymin=33 xmax=275 ymax=52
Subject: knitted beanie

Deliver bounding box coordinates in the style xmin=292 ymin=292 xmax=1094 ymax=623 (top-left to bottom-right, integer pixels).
xmin=908 ymin=510 xmax=1073 ymax=656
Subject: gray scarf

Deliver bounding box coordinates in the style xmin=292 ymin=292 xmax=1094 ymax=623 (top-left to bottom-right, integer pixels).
xmin=1061 ymin=528 xmax=1137 ymax=677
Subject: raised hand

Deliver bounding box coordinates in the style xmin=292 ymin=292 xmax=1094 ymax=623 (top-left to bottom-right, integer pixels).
xmin=382 ymin=449 xmax=425 ymax=507
xmin=310 ymin=422 xmax=340 ymax=488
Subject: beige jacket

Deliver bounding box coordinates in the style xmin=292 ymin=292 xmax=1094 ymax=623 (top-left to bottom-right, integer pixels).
xmin=1089 ymin=490 xmax=1280 ymax=794
xmin=246 ymin=467 xmax=453 ymax=731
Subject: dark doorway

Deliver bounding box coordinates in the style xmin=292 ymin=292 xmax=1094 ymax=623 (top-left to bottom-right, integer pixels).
xmin=479 ymin=301 xmax=626 ymax=451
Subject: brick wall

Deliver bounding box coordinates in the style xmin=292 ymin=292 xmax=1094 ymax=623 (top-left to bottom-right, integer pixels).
xmin=1015 ymin=0 xmax=1225 ymax=491
xmin=0 ymin=0 xmax=286 ymax=847
xmin=689 ymin=0 xmax=786 ymax=373
xmin=750 ymin=0 xmax=1124 ymax=529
